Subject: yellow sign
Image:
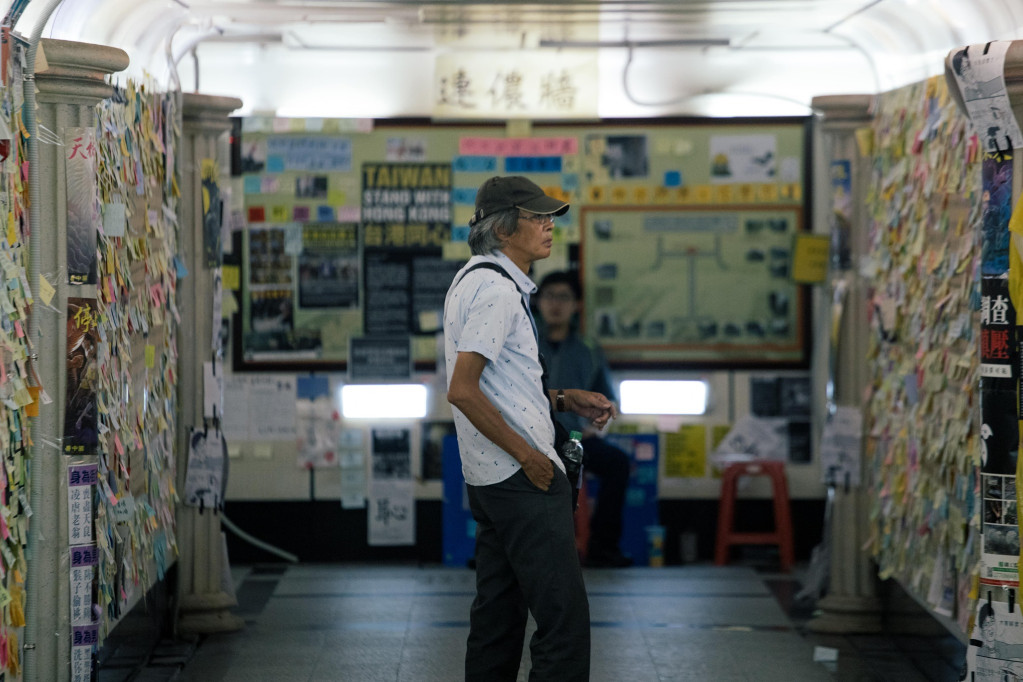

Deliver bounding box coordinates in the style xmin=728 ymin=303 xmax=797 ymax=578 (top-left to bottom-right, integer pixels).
xmin=664 ymin=425 xmax=707 ymax=478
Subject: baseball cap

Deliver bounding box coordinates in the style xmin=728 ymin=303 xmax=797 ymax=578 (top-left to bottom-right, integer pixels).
xmin=469 ymin=176 xmax=569 ymax=226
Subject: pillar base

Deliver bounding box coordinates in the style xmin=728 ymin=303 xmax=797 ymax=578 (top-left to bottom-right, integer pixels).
xmin=178 ymin=591 xmax=244 ymax=635
xmin=806 ymin=594 xmax=883 ymax=634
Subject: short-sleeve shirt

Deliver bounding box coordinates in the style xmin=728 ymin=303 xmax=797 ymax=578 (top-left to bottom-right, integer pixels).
xmin=443 ymin=251 xmax=561 ymax=486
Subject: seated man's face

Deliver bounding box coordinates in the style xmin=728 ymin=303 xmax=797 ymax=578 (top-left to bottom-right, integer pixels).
xmin=538 ymin=283 xmax=579 ymax=328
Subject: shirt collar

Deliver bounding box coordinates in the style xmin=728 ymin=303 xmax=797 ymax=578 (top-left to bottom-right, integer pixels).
xmin=472 ymin=250 xmax=537 ymax=296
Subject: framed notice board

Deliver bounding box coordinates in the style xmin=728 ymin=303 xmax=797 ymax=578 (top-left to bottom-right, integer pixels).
xmin=234 ymin=117 xmax=811 ymax=370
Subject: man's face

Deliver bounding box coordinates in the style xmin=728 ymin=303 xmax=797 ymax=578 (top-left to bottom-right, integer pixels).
xmin=537 ymin=282 xmax=579 ymax=327
xmin=502 ymin=212 xmax=554 ymax=265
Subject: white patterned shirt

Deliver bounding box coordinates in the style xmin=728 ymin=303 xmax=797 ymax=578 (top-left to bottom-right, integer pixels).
xmin=443 ymin=251 xmax=561 ymax=486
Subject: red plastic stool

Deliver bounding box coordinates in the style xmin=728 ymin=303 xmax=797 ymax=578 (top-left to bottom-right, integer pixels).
xmin=714 ymin=459 xmax=794 ymax=572
xmin=574 ymin=476 xmax=591 ymax=563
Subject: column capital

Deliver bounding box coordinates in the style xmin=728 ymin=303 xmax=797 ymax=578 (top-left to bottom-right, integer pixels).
xmin=811 ymin=94 xmax=874 ymax=132
xmin=35 ymin=38 xmax=128 ymax=105
xmin=182 ymin=93 xmax=243 ymax=136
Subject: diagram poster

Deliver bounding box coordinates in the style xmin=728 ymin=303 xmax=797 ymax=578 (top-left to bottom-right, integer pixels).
xmin=582 ymin=206 xmax=805 ymax=365
xmin=64 ymin=298 xmax=99 ymax=455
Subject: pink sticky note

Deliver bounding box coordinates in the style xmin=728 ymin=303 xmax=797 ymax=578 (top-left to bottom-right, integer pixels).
xmin=13 ymin=320 xmax=22 ymax=338
xmin=114 ymin=434 xmax=124 ymax=456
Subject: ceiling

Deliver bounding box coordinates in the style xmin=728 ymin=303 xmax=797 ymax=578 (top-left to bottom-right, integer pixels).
xmin=12 ymin=0 xmax=1023 ymax=117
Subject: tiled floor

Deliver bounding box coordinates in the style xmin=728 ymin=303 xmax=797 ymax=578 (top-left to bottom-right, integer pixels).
xmin=142 ymin=562 xmax=964 ymax=682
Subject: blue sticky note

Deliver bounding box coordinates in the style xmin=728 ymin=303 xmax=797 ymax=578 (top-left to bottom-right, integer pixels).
xmin=297 ymin=375 xmax=331 ymax=400
xmin=244 ymin=176 xmax=261 ymax=194
xmin=452 ymin=188 xmax=478 ymax=205
xmin=266 ymin=156 xmax=285 ymax=173
xmin=561 ymin=173 xmax=579 ymax=191
xmin=454 ymin=156 xmax=498 ymax=173
xmin=317 ymin=205 xmax=335 ymax=221
xmin=451 ymin=226 xmax=470 ymax=242
xmin=664 ymin=171 xmax=682 ymax=187
xmin=173 ymin=255 xmax=188 ymax=279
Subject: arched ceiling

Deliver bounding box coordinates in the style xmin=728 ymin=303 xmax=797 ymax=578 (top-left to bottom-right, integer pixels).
xmin=10 ymin=0 xmax=1023 ymax=117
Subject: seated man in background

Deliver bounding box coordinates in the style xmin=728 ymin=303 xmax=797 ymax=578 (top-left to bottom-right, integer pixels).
xmin=536 ymin=270 xmax=633 ymax=568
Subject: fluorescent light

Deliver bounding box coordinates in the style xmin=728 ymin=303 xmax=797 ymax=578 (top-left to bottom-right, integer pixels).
xmin=340 ymin=384 xmax=427 ymax=419
xmin=619 ymin=380 xmax=708 ymax=415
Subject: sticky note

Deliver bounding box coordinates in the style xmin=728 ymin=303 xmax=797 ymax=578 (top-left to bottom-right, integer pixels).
xmin=102 ymin=203 xmax=125 ymax=237
xmin=37 ymin=276 xmax=55 ymax=307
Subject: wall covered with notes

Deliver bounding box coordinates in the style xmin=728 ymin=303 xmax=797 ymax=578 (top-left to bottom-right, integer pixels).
xmin=863 ymin=75 xmax=982 ymax=632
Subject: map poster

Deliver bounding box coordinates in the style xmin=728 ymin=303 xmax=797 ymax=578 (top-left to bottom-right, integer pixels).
xmin=581 ymin=206 xmax=806 ymax=366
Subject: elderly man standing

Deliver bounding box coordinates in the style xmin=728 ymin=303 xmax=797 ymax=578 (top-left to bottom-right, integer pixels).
xmin=444 ymin=176 xmax=616 ymax=681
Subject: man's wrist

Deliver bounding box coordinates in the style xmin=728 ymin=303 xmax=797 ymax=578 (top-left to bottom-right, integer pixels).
xmin=556 ymin=389 xmax=566 ymax=412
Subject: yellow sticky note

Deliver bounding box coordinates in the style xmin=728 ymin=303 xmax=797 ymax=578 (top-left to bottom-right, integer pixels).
xmin=791 ymin=233 xmax=830 ymax=284
xmin=145 ymin=344 xmax=155 ymax=368
xmin=222 ymin=265 xmax=240 ymax=290
xmin=37 ymin=275 xmax=55 ymax=307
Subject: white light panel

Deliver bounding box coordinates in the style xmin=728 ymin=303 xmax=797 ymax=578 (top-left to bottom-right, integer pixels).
xmin=619 ymin=380 xmax=708 ymax=415
xmin=340 ymin=384 xmax=428 ymax=419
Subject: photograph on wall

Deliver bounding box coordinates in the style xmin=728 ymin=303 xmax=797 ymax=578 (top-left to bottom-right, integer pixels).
xmin=249 ymin=227 xmax=293 ymax=285
xmin=981 ymin=474 xmax=1020 ymax=586
xmin=298 ymin=223 xmax=359 ymax=308
xmin=65 ymin=298 xmax=99 ymax=455
xmin=583 ymin=134 xmax=649 ymax=183
xmin=709 ymin=134 xmax=778 ymax=183
xmin=295 ymin=175 xmax=328 ymax=199
xmin=201 ymin=159 xmax=223 ymax=268
xmin=65 ymin=127 xmax=100 ymax=285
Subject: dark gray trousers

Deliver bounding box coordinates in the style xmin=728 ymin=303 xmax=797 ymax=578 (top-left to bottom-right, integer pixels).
xmin=465 ymin=467 xmax=590 ymax=682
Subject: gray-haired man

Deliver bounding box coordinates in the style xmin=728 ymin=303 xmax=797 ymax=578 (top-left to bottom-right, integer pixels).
xmin=444 ymin=176 xmax=616 ymax=681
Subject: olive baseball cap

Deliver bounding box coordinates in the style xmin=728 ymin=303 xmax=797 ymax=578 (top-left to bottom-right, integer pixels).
xmin=469 ymin=176 xmax=569 ymax=226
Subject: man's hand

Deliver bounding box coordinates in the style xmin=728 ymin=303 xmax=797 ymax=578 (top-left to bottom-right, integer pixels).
xmin=520 ymin=449 xmax=554 ymax=491
xmin=563 ymin=389 xmax=618 ymax=430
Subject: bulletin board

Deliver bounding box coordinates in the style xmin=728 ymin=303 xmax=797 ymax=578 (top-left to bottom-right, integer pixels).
xmin=235 ymin=117 xmax=810 ymax=370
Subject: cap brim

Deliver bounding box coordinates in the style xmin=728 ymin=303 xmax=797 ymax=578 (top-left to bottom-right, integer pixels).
xmin=516 ymin=194 xmax=569 ymax=216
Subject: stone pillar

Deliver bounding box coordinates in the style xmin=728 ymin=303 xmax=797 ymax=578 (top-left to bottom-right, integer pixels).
xmin=30 ymin=38 xmax=129 ymax=682
xmin=805 ymin=94 xmax=883 ymax=634
xmin=175 ymin=92 xmax=244 ymax=636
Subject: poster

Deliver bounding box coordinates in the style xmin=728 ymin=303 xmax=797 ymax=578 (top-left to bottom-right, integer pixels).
xmin=967 ymin=598 xmax=1023 ymax=679
xmin=184 ymin=427 xmax=226 ymax=511
xmin=64 ymin=299 xmax=99 ymax=455
xmin=201 ymin=159 xmax=223 ymax=267
xmin=581 ymin=206 xmax=805 ymax=365
xmin=368 ymin=428 xmax=414 ymax=545
xmin=296 ymin=375 xmax=340 ymax=468
xmin=361 ymin=163 xmax=454 ymax=336
xmin=982 ymin=152 xmax=1013 ymax=277
xmin=298 ymin=223 xmax=359 ymax=308
xmin=66 ymin=127 xmax=100 ymax=284
xmin=948 ymin=41 xmax=1023 ymax=153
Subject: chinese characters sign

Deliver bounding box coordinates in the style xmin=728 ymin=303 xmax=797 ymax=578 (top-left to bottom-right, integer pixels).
xmin=434 ymin=52 xmax=597 ymax=119
xmin=65 ymin=127 xmax=100 ymax=284
xmin=368 ymin=428 xmax=414 ymax=546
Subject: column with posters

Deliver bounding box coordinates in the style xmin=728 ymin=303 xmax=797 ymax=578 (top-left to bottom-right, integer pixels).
xmin=361 ymin=163 xmax=461 ymax=337
xmin=948 ymin=40 xmax=1023 ymax=675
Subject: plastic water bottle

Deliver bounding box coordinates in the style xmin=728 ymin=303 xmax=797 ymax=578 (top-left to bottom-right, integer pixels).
xmin=561 ymin=430 xmax=584 ymax=489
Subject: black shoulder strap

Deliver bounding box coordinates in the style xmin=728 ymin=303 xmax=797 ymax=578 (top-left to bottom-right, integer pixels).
xmin=454 ymin=262 xmax=532 ymax=324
